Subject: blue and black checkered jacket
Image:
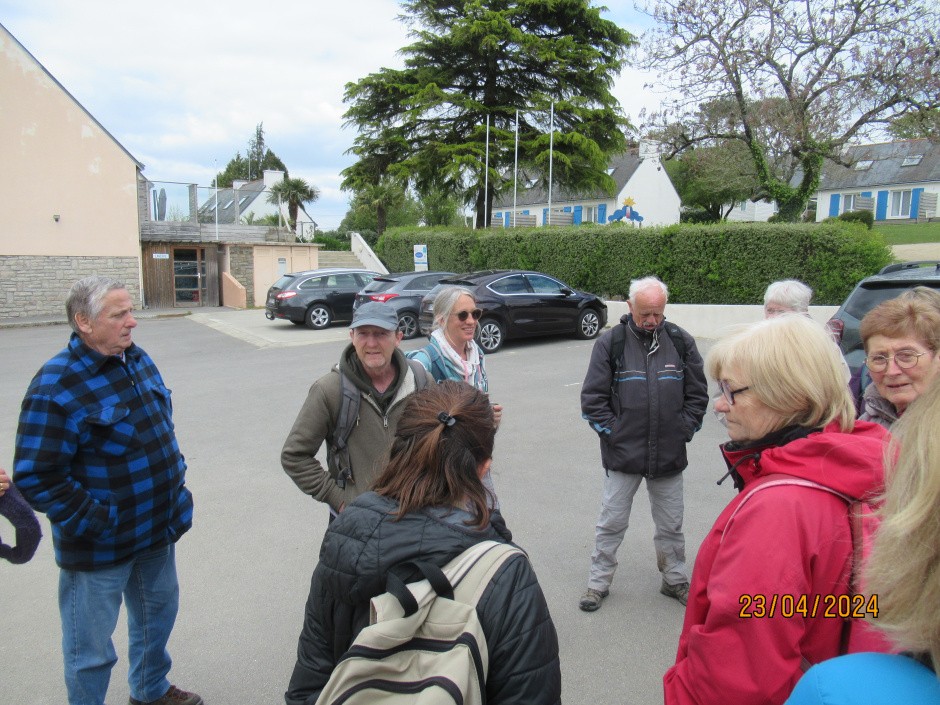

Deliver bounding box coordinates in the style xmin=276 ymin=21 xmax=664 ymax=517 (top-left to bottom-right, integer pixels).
xmin=14 ymin=334 xmax=194 ymax=570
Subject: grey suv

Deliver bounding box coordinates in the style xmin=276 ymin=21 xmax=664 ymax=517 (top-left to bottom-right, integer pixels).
xmin=353 ymin=271 xmax=456 ymax=339
xmin=827 ymin=260 xmax=940 ymax=373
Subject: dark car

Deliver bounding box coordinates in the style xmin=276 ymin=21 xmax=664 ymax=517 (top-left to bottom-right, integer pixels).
xmin=418 ymin=270 xmax=608 ymax=353
xmin=264 ymin=268 xmax=379 ymax=329
xmin=353 ymin=271 xmax=457 ymax=339
xmin=827 ymin=260 xmax=940 ymax=373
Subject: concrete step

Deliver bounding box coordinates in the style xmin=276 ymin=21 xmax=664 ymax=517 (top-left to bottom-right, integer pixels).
xmin=317 ymin=251 xmax=367 ymax=269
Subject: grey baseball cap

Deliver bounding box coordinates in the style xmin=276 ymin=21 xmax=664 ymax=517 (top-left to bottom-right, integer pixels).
xmin=350 ymin=301 xmax=399 ymax=331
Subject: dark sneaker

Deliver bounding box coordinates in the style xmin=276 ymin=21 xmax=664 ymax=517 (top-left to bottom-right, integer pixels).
xmin=660 ymin=580 xmax=690 ymax=606
xmin=579 ymin=587 xmax=609 ymax=612
xmin=129 ymin=685 xmax=204 ymax=705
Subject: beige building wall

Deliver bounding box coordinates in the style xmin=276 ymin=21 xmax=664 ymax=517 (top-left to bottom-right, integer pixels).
xmin=1 ymin=23 xmax=143 ymax=318
xmin=252 ymin=245 xmax=320 ymax=307
xmin=1 ymin=24 xmax=141 ymax=259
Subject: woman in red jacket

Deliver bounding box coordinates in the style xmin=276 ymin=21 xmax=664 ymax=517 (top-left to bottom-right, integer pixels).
xmin=664 ymin=314 xmax=891 ymax=705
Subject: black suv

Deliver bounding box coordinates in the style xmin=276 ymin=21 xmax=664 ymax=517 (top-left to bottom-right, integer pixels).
xmin=828 ymin=260 xmax=940 ymax=373
xmin=353 ymin=271 xmax=456 ymax=339
xmin=264 ymin=268 xmax=379 ymax=329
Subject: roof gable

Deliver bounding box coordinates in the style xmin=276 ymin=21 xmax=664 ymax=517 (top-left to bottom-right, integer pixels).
xmin=492 ymin=149 xmax=644 ymax=208
xmin=818 ymin=139 xmax=940 ymax=191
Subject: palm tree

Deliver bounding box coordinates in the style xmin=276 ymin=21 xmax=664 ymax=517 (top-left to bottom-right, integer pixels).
xmin=267 ymin=177 xmax=320 ymax=230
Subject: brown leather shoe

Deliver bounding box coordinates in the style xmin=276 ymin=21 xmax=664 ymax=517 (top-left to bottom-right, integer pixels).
xmin=129 ymin=685 xmax=204 ymax=705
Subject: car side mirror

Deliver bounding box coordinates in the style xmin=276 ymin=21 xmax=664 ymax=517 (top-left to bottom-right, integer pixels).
xmin=561 ymin=287 xmax=573 ymax=296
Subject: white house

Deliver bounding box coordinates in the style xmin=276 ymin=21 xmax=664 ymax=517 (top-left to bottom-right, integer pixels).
xmin=491 ymin=141 xmax=681 ymax=227
xmin=725 ymin=198 xmax=779 ymax=222
xmin=198 ymin=169 xmax=317 ymax=239
xmin=815 ymin=139 xmax=940 ymax=223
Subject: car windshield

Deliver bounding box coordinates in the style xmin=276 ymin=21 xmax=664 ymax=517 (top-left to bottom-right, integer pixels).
xmin=363 ymin=278 xmax=396 ymax=293
xmin=844 ymin=284 xmax=926 ymax=320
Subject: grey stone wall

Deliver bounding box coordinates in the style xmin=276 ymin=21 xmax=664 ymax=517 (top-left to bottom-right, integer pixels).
xmin=0 ymin=255 xmax=141 ymax=319
xmin=229 ymin=246 xmax=255 ymax=306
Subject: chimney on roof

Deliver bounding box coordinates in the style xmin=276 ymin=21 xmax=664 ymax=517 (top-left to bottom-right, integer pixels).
xmin=233 ymin=180 xmax=247 ymax=190
xmin=263 ymin=169 xmax=285 ymax=188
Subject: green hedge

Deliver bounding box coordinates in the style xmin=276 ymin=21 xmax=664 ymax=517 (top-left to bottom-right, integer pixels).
xmin=375 ymin=221 xmax=892 ymax=305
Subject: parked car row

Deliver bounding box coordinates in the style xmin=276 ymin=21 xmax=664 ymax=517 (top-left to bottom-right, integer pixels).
xmin=265 ymin=266 xmax=608 ymax=352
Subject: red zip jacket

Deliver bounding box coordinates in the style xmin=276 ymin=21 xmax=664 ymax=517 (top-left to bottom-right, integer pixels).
xmin=664 ymin=420 xmax=891 ymax=705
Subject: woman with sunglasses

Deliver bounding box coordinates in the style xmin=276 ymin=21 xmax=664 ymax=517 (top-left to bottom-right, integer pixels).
xmin=407 ymin=285 xmax=503 ymax=426
xmin=857 ymin=296 xmax=940 ymax=429
xmin=664 ymin=315 xmax=891 ymax=705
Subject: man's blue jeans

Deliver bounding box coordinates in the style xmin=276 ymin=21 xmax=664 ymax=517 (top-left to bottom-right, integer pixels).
xmin=59 ymin=544 xmax=179 ymax=705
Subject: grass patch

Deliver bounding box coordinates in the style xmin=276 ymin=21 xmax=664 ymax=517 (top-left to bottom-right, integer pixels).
xmin=873 ymin=221 xmax=940 ymax=245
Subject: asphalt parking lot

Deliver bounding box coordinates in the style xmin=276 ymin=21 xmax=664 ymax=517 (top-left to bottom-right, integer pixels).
xmin=0 ymin=310 xmax=732 ymax=705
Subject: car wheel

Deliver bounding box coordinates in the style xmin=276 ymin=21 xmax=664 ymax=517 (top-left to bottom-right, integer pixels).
xmin=576 ymin=308 xmax=602 ymax=339
xmin=305 ymin=304 xmax=333 ymax=330
xmin=476 ymin=318 xmax=505 ymax=353
xmin=398 ymin=312 xmax=419 ymax=339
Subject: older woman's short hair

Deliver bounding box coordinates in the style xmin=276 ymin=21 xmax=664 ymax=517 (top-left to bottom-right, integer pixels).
xmin=431 ymin=285 xmax=477 ymax=332
xmin=860 ymin=297 xmax=940 ymax=353
xmin=763 ymin=280 xmax=813 ymax=313
xmin=707 ymin=315 xmax=856 ymax=432
xmin=65 ymin=276 xmax=127 ymax=333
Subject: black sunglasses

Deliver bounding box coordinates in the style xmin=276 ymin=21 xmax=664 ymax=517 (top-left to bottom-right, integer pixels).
xmin=454 ymin=308 xmax=483 ymax=322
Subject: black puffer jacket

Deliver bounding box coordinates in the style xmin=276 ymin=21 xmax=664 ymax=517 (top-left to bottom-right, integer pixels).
xmin=284 ymin=492 xmax=561 ymax=705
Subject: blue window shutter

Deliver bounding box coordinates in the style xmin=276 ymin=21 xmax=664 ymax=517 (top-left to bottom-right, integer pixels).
xmin=828 ymin=194 xmax=840 ymax=217
xmin=598 ymin=203 xmax=607 ymax=222
xmin=574 ymin=205 xmax=583 ymax=224
xmin=563 ymin=206 xmax=572 ymax=212
xmin=876 ymin=191 xmax=888 ymax=221
xmin=542 ymin=208 xmax=548 ymax=224
xmin=861 ymin=191 xmax=872 ymax=198
xmin=504 ymin=212 xmax=510 ymax=227
xmin=912 ymin=188 xmax=923 ymax=218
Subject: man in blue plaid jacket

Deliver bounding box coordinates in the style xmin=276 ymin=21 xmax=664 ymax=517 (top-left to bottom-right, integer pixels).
xmin=14 ymin=276 xmax=202 ymax=705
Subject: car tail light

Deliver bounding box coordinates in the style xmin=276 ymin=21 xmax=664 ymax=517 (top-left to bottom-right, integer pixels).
xmin=369 ymin=293 xmax=400 ymax=303
xmin=276 ymin=291 xmax=298 ymax=300
xmin=826 ymin=318 xmax=844 ymax=343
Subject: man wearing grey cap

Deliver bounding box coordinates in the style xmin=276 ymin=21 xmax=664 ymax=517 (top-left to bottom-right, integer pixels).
xmin=281 ymin=302 xmax=428 ymax=516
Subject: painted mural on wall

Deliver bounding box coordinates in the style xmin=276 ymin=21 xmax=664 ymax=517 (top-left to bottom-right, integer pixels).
xmin=608 ymin=197 xmax=644 ymax=224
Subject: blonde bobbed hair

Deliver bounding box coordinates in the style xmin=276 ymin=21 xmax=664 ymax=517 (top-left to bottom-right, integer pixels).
xmin=865 ymin=378 xmax=940 ymax=669
xmin=706 ymin=314 xmax=856 ymax=433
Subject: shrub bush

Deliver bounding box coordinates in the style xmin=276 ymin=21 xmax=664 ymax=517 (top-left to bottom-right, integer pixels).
xmin=838 ymin=210 xmax=874 ymax=229
xmin=375 ymin=221 xmax=892 ymax=305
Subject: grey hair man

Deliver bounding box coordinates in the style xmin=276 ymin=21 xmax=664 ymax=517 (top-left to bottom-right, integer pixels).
xmin=14 ymin=276 xmax=202 ymax=705
xmin=281 ymin=301 xmax=428 ymax=516
xmin=764 ymin=279 xmax=813 ymax=318
xmin=578 ymin=276 xmax=709 ymax=611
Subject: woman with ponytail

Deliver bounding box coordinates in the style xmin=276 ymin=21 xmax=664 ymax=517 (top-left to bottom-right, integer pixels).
xmin=285 ymin=380 xmax=560 ymax=705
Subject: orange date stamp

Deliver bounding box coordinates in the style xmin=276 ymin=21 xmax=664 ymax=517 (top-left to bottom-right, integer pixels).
xmin=738 ymin=593 xmax=879 ymax=619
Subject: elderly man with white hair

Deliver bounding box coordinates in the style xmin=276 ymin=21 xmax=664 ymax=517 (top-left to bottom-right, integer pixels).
xmin=579 ymin=276 xmax=709 ymax=611
xmin=764 ymin=279 xmax=814 ymax=318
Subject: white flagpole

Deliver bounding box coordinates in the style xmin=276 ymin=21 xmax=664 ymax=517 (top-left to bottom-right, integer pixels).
xmin=484 ymin=115 xmax=490 ymax=229
xmin=547 ymin=100 xmax=554 ymax=226
xmin=513 ymin=109 xmax=519 ymax=228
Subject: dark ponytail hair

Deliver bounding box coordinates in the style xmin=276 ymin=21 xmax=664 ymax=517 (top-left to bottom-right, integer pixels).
xmin=372 ymin=380 xmax=495 ymax=528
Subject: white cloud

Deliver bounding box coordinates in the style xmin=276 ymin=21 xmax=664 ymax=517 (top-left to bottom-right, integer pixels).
xmin=3 ymin=0 xmax=668 ymax=228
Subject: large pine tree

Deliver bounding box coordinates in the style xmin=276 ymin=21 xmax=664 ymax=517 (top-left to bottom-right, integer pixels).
xmin=342 ymin=0 xmax=634 ymax=228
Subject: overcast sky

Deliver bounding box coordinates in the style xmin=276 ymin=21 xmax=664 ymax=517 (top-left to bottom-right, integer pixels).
xmin=2 ymin=0 xmax=665 ymax=229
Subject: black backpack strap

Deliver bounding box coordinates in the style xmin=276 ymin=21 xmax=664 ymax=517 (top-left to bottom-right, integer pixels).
xmin=664 ymin=323 xmax=688 ymax=370
xmin=328 ymin=369 xmax=360 ymax=490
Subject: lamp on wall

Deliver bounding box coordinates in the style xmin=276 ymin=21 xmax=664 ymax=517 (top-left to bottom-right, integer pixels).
xmin=53 ymin=214 xmax=60 ymax=222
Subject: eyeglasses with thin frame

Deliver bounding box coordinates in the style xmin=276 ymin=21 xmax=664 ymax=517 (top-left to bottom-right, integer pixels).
xmin=716 ymin=379 xmax=750 ymax=406
xmin=865 ymin=349 xmax=929 ymax=373
xmin=453 ymin=308 xmax=483 ymax=322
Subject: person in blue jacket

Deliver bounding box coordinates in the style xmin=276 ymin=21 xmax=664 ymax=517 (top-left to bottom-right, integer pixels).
xmin=786 ymin=379 xmax=940 ymax=705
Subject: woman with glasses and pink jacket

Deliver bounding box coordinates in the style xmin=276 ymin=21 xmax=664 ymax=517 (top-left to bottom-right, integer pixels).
xmin=664 ymin=315 xmax=892 ymax=705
